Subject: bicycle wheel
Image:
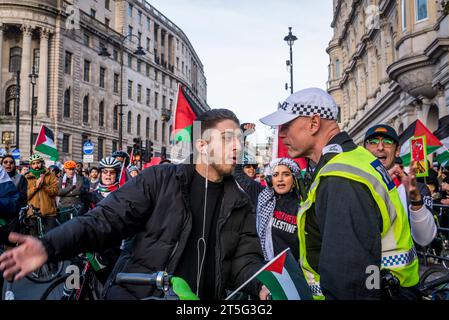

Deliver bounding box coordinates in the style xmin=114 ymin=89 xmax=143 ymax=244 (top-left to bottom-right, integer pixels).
xmin=420 ymin=265 xmax=449 ymax=299
xmin=441 ymin=249 xmax=449 ymax=270
xmin=40 ymin=275 xmax=69 ymax=300
xmin=26 ymin=260 xmax=64 ymax=283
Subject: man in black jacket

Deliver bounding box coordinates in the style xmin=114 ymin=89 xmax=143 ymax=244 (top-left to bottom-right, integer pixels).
xmin=0 ymin=109 xmax=265 ymax=300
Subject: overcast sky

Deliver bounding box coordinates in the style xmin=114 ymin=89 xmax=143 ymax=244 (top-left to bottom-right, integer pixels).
xmin=150 ymin=0 xmax=334 ymax=143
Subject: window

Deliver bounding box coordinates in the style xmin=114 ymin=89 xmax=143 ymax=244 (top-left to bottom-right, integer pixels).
xmin=162 ymin=74 xmax=166 ymax=85
xmin=169 ymin=99 xmax=173 ymax=110
xmin=83 ymin=95 xmax=89 ymax=123
xmin=84 ymin=60 xmax=90 ymax=82
xmin=137 ymin=84 xmax=142 ymax=103
xmin=112 ymin=140 xmax=118 ymax=153
xmin=33 ymin=49 xmax=40 ymax=74
xmin=98 ymin=138 xmax=104 ymax=160
xmin=114 ymin=73 xmax=119 ymax=93
xmin=99 ymin=67 xmax=106 ymax=88
xmin=128 ymin=80 xmax=133 ymax=99
xmin=65 ymin=51 xmax=72 ymax=74
xmin=146 ymin=63 xmax=150 ymax=77
xmin=146 ymin=37 xmax=150 ymax=51
xmin=147 ymin=17 xmax=151 ymax=31
xmin=162 ymin=123 xmax=166 ymax=144
xmin=128 ymin=3 xmax=133 ymax=17
xmin=138 ymin=31 xmax=142 ymax=45
xmin=128 ymin=25 xmax=133 ymax=37
xmin=415 ymin=0 xmax=428 ymax=21
xmin=162 ymin=95 xmax=166 ymax=109
xmin=127 ymin=111 xmax=132 ymax=134
xmin=154 ymin=92 xmax=159 ymax=109
xmin=113 ymin=105 xmax=118 ymax=130
xmin=137 ymin=59 xmax=142 ymax=73
xmin=64 ymin=88 xmax=71 ymax=118
xmin=5 ymin=85 xmax=17 ymax=116
xmin=402 ymin=0 xmax=407 ymax=31
xmin=105 ymin=18 xmax=110 ymax=27
xmin=154 ymin=120 xmax=158 ymax=141
xmin=113 ymin=49 xmax=118 ymax=61
xmin=128 ymin=53 xmax=132 ymax=68
xmin=176 ymin=57 xmax=179 ymax=70
xmin=99 ymin=101 xmax=105 ymax=127
xmin=90 ymin=9 xmax=96 ymax=18
xmin=9 ymin=47 xmax=22 ymax=72
xmin=105 ymin=0 xmax=110 ymax=10
xmin=62 ymin=134 xmax=70 ymax=153
xmin=146 ymin=88 xmax=151 ymax=106
xmin=83 ymin=33 xmax=90 ymax=46
xmin=146 ymin=117 xmax=150 ymax=138
xmin=155 ymin=70 xmax=158 ymax=81
xmin=138 ymin=11 xmax=142 ymax=24
xmin=137 ymin=114 xmax=141 ymax=136
xmin=335 ymin=59 xmax=340 ymax=78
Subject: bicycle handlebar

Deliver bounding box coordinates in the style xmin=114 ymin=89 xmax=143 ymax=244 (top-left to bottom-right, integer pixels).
xmin=115 ymin=271 xmax=170 ymax=292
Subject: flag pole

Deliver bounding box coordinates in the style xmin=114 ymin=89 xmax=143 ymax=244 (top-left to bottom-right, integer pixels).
xmin=225 ymin=248 xmax=290 ymax=300
xmin=171 ymin=84 xmax=181 ymax=148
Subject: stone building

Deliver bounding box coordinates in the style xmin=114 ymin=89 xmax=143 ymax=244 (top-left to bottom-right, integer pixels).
xmin=0 ymin=0 xmax=208 ymax=163
xmin=327 ymin=0 xmax=449 ymax=143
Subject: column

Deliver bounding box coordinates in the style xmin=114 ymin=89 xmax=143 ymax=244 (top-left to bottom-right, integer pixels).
xmin=0 ymin=24 xmax=4 ymax=110
xmin=19 ymin=25 xmax=33 ymax=113
xmin=437 ymin=85 xmax=448 ymax=118
xmin=157 ymin=26 xmax=162 ymax=62
xmin=149 ymin=19 xmax=155 ymax=62
xmin=37 ymin=28 xmax=50 ymax=116
xmin=164 ymin=31 xmax=169 ymax=67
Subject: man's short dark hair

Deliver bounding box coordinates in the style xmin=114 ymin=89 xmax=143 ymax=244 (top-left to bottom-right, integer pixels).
xmin=89 ymin=167 xmax=99 ymax=174
xmin=195 ymin=109 xmax=240 ymax=136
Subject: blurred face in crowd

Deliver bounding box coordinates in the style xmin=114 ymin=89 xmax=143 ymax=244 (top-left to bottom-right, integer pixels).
xmin=65 ymin=167 xmax=75 ymax=178
xmin=441 ymin=181 xmax=449 ymax=193
xmin=364 ymin=136 xmax=399 ymax=170
xmin=115 ymin=156 xmax=125 ymax=163
xmin=130 ymin=170 xmax=138 ymax=178
xmin=272 ymin=165 xmax=295 ymax=195
xmin=30 ymin=160 xmax=43 ymax=170
xmin=2 ymin=156 xmax=15 ymax=173
xmin=101 ymin=168 xmax=117 ymax=186
xmin=243 ymin=165 xmax=256 ymax=179
xmin=76 ymin=162 xmax=83 ymax=174
xmin=198 ymin=119 xmax=243 ymax=176
xmin=21 ymin=166 xmax=29 ymax=175
xmin=90 ymin=169 xmax=99 ymax=180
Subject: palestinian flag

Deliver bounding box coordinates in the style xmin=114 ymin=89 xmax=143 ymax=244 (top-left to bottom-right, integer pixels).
xmin=118 ymin=162 xmax=128 ymax=187
xmin=272 ymin=126 xmax=307 ymax=171
xmin=35 ymin=125 xmax=59 ymax=161
xmin=226 ymin=248 xmax=312 ymax=300
xmin=398 ymin=120 xmax=442 ymax=166
xmin=434 ymin=115 xmax=449 ymax=167
xmin=172 ymin=84 xmax=201 ymax=143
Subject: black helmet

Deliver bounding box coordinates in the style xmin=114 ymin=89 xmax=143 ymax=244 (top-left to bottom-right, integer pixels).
xmin=48 ymin=165 xmax=61 ymax=175
xmin=112 ymin=151 xmax=130 ymax=159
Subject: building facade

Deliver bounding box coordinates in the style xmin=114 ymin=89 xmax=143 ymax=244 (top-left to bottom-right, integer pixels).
xmin=0 ymin=0 xmax=208 ymax=163
xmin=327 ymin=0 xmax=449 ymax=143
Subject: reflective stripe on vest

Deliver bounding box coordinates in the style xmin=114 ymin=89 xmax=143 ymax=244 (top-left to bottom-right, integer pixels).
xmin=382 ymin=247 xmax=417 ymax=269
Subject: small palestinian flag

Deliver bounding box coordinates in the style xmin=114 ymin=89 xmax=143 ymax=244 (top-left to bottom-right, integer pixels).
xmin=434 ymin=115 xmax=449 ymax=167
xmin=172 ymin=84 xmax=200 ymax=143
xmin=225 ymin=248 xmax=312 ymax=300
xmin=399 ymin=119 xmax=442 ymax=166
xmin=35 ymin=125 xmax=59 ymax=161
xmin=118 ymin=162 xmax=128 ymax=187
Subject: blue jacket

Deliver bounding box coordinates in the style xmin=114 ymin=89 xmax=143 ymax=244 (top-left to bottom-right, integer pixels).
xmin=0 ymin=166 xmax=20 ymax=245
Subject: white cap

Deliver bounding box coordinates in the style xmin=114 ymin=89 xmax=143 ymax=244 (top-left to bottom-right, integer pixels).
xmin=260 ymin=88 xmax=339 ymax=126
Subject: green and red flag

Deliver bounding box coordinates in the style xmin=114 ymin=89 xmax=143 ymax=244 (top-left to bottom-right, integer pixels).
xmin=434 ymin=115 xmax=449 ymax=167
xmin=34 ymin=125 xmax=59 ymax=161
xmin=226 ymin=248 xmax=312 ymax=300
xmin=399 ymin=119 xmax=442 ymax=166
xmin=172 ymin=84 xmax=198 ymax=143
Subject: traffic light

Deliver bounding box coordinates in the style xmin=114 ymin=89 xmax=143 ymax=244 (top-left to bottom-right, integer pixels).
xmin=133 ymin=138 xmax=142 ymax=165
xmin=161 ymin=146 xmax=167 ymax=160
xmin=145 ymin=139 xmax=154 ymax=161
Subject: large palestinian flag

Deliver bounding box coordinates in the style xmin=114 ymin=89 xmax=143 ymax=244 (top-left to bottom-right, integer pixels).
xmin=272 ymin=126 xmax=307 ymax=171
xmin=434 ymin=115 xmax=449 ymax=167
xmin=172 ymin=84 xmax=201 ymax=142
xmin=398 ymin=120 xmax=442 ymax=166
xmin=35 ymin=125 xmax=59 ymax=161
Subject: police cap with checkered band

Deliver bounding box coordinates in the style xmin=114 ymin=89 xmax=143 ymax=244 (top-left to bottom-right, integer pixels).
xmin=259 ymin=87 xmax=339 ymax=126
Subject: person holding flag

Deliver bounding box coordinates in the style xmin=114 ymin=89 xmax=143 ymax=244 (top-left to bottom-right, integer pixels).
xmin=364 ymin=124 xmax=436 ymax=247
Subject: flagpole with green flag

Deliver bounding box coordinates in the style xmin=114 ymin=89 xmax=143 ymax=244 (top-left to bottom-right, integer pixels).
xmin=34 ymin=125 xmax=59 ymax=161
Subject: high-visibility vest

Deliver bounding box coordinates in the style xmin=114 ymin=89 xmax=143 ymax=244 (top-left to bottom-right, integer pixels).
xmin=298 ymin=146 xmax=419 ymax=300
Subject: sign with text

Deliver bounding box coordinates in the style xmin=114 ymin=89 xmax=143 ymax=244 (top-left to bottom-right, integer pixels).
xmin=410 ymin=136 xmax=428 ymax=178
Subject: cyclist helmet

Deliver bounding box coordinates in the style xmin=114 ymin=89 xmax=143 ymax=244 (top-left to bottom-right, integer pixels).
xmin=99 ymin=157 xmax=121 ymax=170
xmin=111 ymin=151 xmax=130 ymax=159
xmin=63 ymin=160 xmax=77 ymax=170
xmin=29 ymin=153 xmax=44 ymax=163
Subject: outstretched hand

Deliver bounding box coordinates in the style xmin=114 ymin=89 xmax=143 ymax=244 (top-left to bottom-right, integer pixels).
xmin=0 ymin=232 xmax=48 ymax=281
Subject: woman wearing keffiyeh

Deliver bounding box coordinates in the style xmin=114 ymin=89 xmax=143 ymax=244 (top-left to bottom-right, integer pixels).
xmin=234 ymin=157 xmax=304 ymax=262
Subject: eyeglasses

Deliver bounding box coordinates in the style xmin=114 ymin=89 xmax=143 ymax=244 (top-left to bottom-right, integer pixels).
xmin=366 ymin=137 xmax=395 ymax=148
xmin=2 ymin=160 xmax=14 ymax=165
xmin=101 ymin=169 xmax=116 ymax=175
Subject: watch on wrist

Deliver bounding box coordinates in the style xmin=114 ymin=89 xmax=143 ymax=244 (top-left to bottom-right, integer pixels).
xmin=410 ymin=199 xmax=424 ymax=206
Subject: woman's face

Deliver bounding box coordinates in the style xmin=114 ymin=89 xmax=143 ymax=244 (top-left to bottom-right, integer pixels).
xmin=2 ymin=157 xmax=15 ymax=173
xmin=130 ymin=170 xmax=138 ymax=178
xmin=272 ymin=165 xmax=295 ymax=195
xmin=101 ymin=168 xmax=117 ymax=186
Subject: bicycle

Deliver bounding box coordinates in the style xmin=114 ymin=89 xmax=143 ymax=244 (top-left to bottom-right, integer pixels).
xmin=422 ymin=204 xmax=449 ymax=269
xmin=57 ymin=204 xmax=82 ymax=225
xmin=420 ymin=265 xmax=449 ymax=300
xmin=18 ymin=205 xmax=64 ymax=283
xmin=40 ymin=253 xmax=103 ymax=300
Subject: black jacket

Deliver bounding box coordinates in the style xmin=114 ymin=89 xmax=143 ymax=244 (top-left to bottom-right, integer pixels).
xmin=42 ymin=164 xmax=263 ymax=300
xmin=305 ymin=132 xmax=383 ymax=300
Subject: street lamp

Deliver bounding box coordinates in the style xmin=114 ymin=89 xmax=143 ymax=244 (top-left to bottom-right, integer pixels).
xmin=284 ymin=27 xmax=298 ymax=94
xmin=29 ymin=65 xmax=38 ymax=156
xmin=15 ymin=71 xmax=21 ymax=149
xmin=98 ymin=34 xmax=146 ymax=150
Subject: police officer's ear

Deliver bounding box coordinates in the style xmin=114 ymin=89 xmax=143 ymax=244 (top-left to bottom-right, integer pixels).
xmin=309 ymin=114 xmax=321 ymax=135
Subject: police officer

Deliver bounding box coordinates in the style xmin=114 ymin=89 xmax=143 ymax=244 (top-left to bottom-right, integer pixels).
xmin=260 ymin=88 xmax=419 ymax=300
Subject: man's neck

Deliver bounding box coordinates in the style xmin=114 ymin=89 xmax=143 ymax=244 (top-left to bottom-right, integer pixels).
xmin=309 ymin=127 xmax=341 ymax=163
xmin=195 ymin=163 xmax=223 ymax=183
